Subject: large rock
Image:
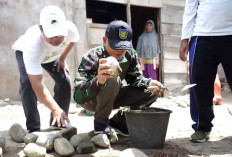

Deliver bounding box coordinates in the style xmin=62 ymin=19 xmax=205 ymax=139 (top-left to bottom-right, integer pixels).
xmin=59 ymin=127 xmax=77 ymax=140
xmin=24 ymin=143 xmax=46 ymax=157
xmin=91 ymin=134 xmax=110 ymax=148
xmin=78 ymin=131 xmax=95 ymax=141
xmin=119 ymin=148 xmax=148 ymax=157
xmin=24 ymin=133 xmax=39 ymax=144
xmin=9 ymin=123 xmax=27 ymax=143
xmin=54 ymin=138 xmax=75 ymax=156
xmin=70 ymin=134 xmax=83 ymax=148
xmin=0 ymin=134 xmax=5 ymax=149
xmin=36 ymin=133 xmax=59 ymax=151
xmin=76 ymin=141 xmax=96 ymax=154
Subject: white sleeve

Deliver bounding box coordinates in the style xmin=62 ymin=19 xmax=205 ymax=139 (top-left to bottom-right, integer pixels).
xmin=66 ymin=21 xmax=80 ymax=43
xmin=23 ymin=48 xmax=43 ymax=75
xmin=181 ymin=0 xmax=199 ymax=40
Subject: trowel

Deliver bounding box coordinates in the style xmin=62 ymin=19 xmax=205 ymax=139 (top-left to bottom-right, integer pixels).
xmin=168 ymin=84 xmax=197 ymax=95
xmin=147 ymin=84 xmax=197 ymax=96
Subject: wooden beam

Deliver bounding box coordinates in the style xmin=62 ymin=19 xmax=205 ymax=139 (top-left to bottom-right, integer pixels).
xmin=126 ymin=0 xmax=131 ymax=25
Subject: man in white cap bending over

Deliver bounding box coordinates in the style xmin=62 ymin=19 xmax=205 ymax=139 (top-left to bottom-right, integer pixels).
xmin=12 ymin=6 xmax=79 ymax=132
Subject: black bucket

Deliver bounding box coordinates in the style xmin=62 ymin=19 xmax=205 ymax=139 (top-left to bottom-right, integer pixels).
xmin=125 ymin=107 xmax=172 ymax=149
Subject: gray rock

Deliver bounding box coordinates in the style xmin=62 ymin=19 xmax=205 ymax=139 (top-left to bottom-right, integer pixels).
xmin=23 ymin=143 xmax=46 ymax=157
xmin=108 ymin=129 xmax=118 ymax=144
xmin=91 ymin=134 xmax=110 ymax=148
xmin=9 ymin=123 xmax=27 ymax=143
xmin=78 ymin=131 xmax=95 ymax=141
xmin=54 ymin=138 xmax=75 ymax=156
xmin=0 ymin=147 xmax=2 ymax=156
xmin=0 ymin=134 xmax=5 ymax=149
xmin=76 ymin=141 xmax=96 ymax=154
xmin=24 ymin=133 xmax=39 ymax=144
xmin=70 ymin=134 xmax=83 ymax=148
xmin=119 ymin=148 xmax=148 ymax=157
xmin=3 ymin=98 xmax=9 ymax=102
xmin=0 ymin=99 xmax=9 ymax=107
xmin=59 ymin=127 xmax=77 ymax=140
xmin=36 ymin=133 xmax=59 ymax=151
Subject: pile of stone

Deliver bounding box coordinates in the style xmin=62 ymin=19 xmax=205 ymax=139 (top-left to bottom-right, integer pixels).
xmin=8 ymin=123 xmax=115 ymax=157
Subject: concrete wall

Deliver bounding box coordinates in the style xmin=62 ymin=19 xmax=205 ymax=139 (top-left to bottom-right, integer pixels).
xmin=160 ymin=1 xmax=186 ymax=89
xmin=2 ymin=0 xmax=213 ymax=100
xmin=0 ymin=0 xmax=164 ymax=100
xmin=0 ymin=0 xmax=89 ymax=100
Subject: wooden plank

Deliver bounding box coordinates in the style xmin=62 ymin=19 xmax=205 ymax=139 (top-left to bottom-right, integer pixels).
xmin=96 ymin=0 xmax=126 ymax=4
xmin=161 ymin=4 xmax=184 ymax=24
xmin=87 ymin=23 xmax=107 ymax=47
xmin=130 ymin=0 xmax=162 ymax=8
xmin=163 ymin=59 xmax=187 ymax=73
xmin=127 ymin=0 xmax=131 ymax=25
xmin=163 ymin=47 xmax=180 ymax=60
xmin=162 ymin=0 xmax=185 ymax=7
xmin=163 ymin=73 xmax=187 ymax=85
xmin=96 ymin=0 xmax=163 ymax=8
xmin=162 ymin=35 xmax=181 ymax=48
xmin=161 ymin=23 xmax=182 ymax=36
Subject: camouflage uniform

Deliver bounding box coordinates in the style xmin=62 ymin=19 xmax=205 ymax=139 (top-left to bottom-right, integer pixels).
xmin=73 ymin=45 xmax=157 ymax=123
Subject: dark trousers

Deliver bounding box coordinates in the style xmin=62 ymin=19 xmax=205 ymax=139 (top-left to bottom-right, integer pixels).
xmin=81 ymin=77 xmax=158 ymax=124
xmin=189 ymin=35 xmax=232 ymax=132
xmin=15 ymin=51 xmax=71 ymax=132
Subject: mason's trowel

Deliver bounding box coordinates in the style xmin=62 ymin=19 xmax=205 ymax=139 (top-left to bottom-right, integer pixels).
xmin=147 ymin=84 xmax=197 ymax=96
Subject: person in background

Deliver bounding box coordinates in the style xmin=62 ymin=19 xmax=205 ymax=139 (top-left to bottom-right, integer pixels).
xmin=136 ymin=20 xmax=161 ymax=80
xmin=180 ymin=0 xmax=232 ymax=143
xmin=12 ymin=6 xmax=79 ymax=132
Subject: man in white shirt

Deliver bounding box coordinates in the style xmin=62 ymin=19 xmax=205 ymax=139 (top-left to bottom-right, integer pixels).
xmin=12 ymin=6 xmax=79 ymax=132
xmin=180 ymin=0 xmax=232 ymax=143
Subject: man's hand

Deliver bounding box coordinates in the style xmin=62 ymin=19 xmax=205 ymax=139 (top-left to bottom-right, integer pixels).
xmin=51 ymin=107 xmax=70 ymax=127
xmin=97 ymin=58 xmax=113 ymax=84
xmin=57 ymin=59 xmax=69 ymax=77
xmin=179 ymin=39 xmax=189 ymax=61
xmin=148 ymin=80 xmax=165 ymax=95
xmin=28 ymin=74 xmax=71 ymax=128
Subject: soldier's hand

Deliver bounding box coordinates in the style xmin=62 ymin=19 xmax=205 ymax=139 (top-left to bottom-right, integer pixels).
xmin=51 ymin=107 xmax=70 ymax=127
xmin=148 ymin=80 xmax=165 ymax=95
xmin=179 ymin=39 xmax=189 ymax=61
xmin=97 ymin=58 xmax=113 ymax=84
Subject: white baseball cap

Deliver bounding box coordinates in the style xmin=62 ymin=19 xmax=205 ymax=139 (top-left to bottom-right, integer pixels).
xmin=40 ymin=6 xmax=67 ymax=38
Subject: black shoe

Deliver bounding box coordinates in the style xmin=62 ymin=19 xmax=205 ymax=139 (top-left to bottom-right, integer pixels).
xmin=94 ymin=119 xmax=110 ymax=134
xmin=109 ymin=117 xmax=129 ymax=137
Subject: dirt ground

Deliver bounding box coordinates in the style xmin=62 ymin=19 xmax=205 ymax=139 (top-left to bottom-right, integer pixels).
xmin=1 ymin=91 xmax=232 ymax=157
